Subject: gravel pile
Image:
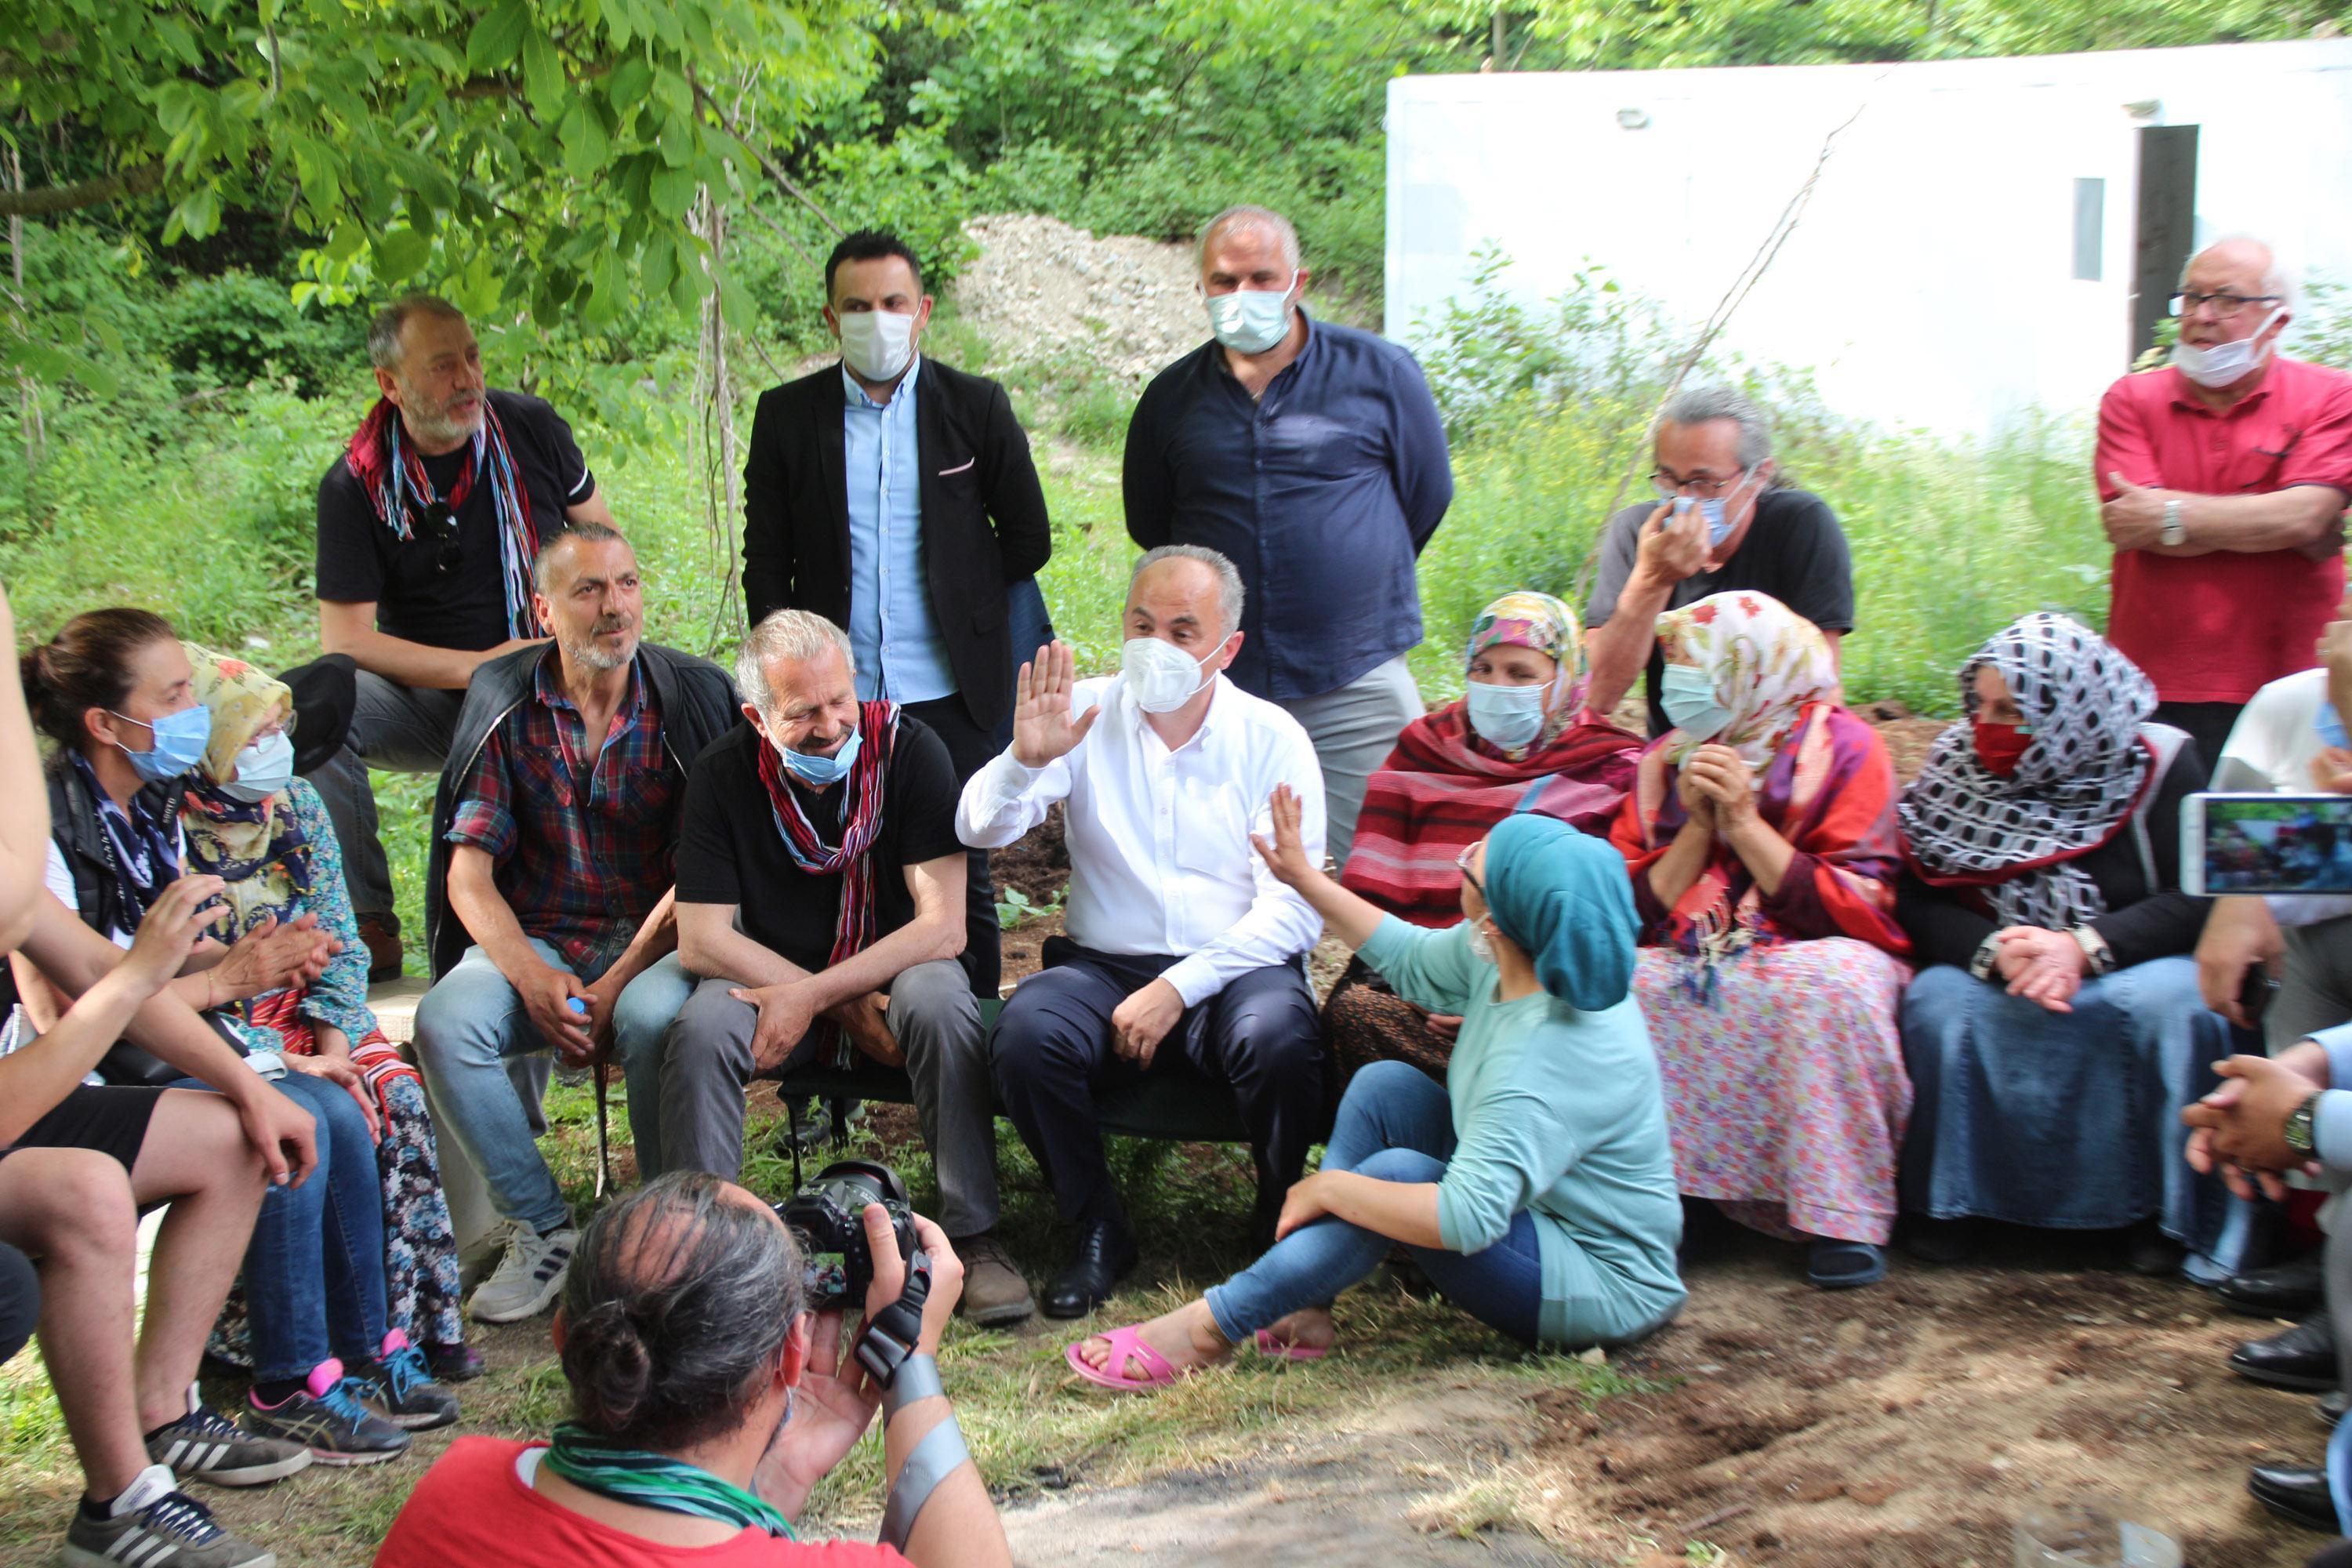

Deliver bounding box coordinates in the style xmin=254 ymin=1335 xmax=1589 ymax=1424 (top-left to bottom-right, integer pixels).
xmin=951 ymin=213 xmax=1207 ymax=382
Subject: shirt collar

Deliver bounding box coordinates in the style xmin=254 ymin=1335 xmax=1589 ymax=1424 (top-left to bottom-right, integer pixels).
xmin=841 ymin=352 xmax=922 ymax=412
xmin=2167 ymin=358 xmax=2279 ymax=416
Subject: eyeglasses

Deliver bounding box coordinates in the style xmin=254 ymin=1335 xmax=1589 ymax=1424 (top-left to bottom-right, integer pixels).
xmin=419 ymin=501 xmax=461 ymax=575
xmin=1650 ymin=467 xmax=1751 ymax=500
xmin=1454 ymin=838 xmax=1486 ymax=898
xmin=2169 ymin=291 xmax=2282 ymax=319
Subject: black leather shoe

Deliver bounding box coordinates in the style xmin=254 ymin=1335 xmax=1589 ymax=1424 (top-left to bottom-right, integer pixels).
xmin=2321 ymin=1388 xmax=2347 ymax=1431
xmin=2234 ymin=1315 xmax=2339 ymax=1392
xmin=2219 ymin=1253 xmax=2326 ymax=1318
xmin=2249 ymin=1462 xmax=2339 ymax=1532
xmin=1042 ymin=1222 xmax=1138 ymax=1319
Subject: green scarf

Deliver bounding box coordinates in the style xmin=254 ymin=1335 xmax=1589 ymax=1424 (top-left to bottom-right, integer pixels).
xmin=541 ymin=1424 xmax=797 ymax=1539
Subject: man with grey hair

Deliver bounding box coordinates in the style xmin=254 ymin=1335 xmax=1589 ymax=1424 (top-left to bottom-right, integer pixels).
xmin=1124 ymin=204 xmax=1451 ymax=869
xmin=961 ymin=546 xmax=1327 ymax=1316
xmin=2096 ymin=234 xmax=2352 ymax=768
xmin=644 ymin=608 xmax=1033 ymax=1323
xmin=312 ymin=292 xmax=619 ymax=980
xmin=412 ymin=525 xmax=737 ymax=1325
xmin=1584 ymin=385 xmax=1855 ymax=735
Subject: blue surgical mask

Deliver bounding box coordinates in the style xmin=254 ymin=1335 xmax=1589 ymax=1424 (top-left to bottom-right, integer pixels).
xmin=1659 ymin=665 xmax=1733 ymax=741
xmin=1206 ymin=276 xmax=1298 ymax=354
xmin=111 ymin=704 xmax=212 ymax=784
xmin=220 ymin=730 xmax=296 ymax=804
xmin=1465 ymin=681 xmax=1547 ymax=751
xmin=781 ymin=725 xmax=861 ymax=787
xmin=1668 ymin=468 xmax=1758 ymax=550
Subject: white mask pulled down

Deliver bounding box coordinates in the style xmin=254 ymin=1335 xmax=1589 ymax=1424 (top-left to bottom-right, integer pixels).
xmin=2172 ymin=307 xmax=2285 ymax=389
xmin=837 ymin=308 xmax=917 ymax=383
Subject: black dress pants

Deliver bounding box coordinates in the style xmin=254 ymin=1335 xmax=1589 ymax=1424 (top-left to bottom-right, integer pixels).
xmin=989 ymin=937 xmax=1326 ymax=1240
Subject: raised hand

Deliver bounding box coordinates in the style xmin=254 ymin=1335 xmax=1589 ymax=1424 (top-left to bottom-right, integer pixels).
xmin=1249 ymin=783 xmax=1319 ymax=888
xmin=1011 ymin=640 xmax=1100 ymax=769
xmin=1634 ymin=500 xmax=1710 ymax=586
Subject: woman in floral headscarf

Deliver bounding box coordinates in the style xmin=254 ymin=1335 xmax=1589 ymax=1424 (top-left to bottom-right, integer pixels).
xmin=180 ymin=644 xmax=477 ymax=1383
xmin=1327 ymin=590 xmax=1641 ymax=1080
xmin=1609 ymin=590 xmax=1912 ymax=1288
xmin=1896 ymin=614 xmax=2234 ymax=1278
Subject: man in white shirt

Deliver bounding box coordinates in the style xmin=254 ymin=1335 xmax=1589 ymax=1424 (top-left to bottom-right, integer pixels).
xmin=957 ymin=546 xmax=1327 ymax=1317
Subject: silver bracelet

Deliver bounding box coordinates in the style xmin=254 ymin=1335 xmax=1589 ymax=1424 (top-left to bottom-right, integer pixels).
xmin=881 ymin=1353 xmax=943 ymax=1421
xmin=877 ymin=1413 xmax=970 ymax=1552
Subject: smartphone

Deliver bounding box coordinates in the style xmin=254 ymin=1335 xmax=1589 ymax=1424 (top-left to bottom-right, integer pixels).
xmin=2183 ymin=792 xmax=2352 ymax=896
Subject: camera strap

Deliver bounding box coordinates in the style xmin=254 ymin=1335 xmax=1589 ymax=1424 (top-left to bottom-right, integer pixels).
xmin=854 ymin=1249 xmax=931 ymax=1388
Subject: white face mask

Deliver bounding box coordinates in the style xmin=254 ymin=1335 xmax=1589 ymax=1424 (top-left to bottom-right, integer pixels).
xmin=2172 ymin=307 xmax=2285 ymax=389
xmin=1120 ymin=637 xmax=1218 ymax=713
xmin=837 ymin=308 xmax=917 ymax=383
xmin=220 ymin=730 xmax=296 ymax=804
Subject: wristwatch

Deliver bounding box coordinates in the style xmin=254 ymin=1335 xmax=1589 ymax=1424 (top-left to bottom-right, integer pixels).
xmin=2286 ymin=1091 xmax=2322 ymax=1157
xmin=2159 ymin=499 xmax=2187 ymax=547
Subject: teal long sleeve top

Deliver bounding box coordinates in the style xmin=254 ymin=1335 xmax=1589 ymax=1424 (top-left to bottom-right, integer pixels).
xmin=1358 ymin=915 xmax=1686 ymax=1345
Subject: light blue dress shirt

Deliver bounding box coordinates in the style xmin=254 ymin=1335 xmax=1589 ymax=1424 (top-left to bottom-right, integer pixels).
xmin=843 ymin=355 xmax=955 ymax=704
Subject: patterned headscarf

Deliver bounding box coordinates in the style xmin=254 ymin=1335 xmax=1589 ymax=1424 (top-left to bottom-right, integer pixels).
xmin=1899 ymin=613 xmax=2158 ymax=930
xmin=1654 ymin=591 xmax=1838 ymax=769
xmin=1465 ymin=590 xmax=1588 ymax=754
xmin=180 ymin=642 xmax=311 ymax=938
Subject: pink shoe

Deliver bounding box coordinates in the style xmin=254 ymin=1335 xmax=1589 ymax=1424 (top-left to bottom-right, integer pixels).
xmin=1065 ymin=1325 xmax=1191 ymax=1392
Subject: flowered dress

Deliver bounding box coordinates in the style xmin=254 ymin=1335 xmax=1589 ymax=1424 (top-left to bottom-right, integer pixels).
xmin=191 ymin=779 xmax=466 ymax=1360
xmin=1608 ymin=593 xmax=1913 ymax=1246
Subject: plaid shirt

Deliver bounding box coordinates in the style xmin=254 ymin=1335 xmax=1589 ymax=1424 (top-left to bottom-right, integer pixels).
xmin=446 ymin=652 xmax=681 ymax=972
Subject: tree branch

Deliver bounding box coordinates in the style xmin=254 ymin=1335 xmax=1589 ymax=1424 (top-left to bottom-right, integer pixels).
xmin=691 ymin=82 xmax=841 ymax=238
xmin=0 ymin=161 xmax=163 ymax=218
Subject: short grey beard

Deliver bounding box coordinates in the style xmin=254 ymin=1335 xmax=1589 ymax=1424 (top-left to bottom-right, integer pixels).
xmin=564 ymin=633 xmax=636 ymax=673
xmin=398 ymin=394 xmax=482 ymax=450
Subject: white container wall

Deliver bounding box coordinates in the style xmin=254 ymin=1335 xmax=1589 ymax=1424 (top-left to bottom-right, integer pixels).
xmin=1385 ymin=41 xmax=2352 ymax=435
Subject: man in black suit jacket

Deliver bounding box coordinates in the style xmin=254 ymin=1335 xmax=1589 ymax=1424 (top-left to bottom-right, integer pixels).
xmin=742 ymin=229 xmax=1052 ymax=999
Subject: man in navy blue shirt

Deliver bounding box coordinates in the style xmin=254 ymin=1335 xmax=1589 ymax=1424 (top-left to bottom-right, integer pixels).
xmin=1123 ymin=205 xmax=1453 ymax=869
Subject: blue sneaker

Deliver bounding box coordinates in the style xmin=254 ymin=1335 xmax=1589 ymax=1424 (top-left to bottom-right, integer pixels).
xmin=354 ymin=1331 xmax=460 ymax=1430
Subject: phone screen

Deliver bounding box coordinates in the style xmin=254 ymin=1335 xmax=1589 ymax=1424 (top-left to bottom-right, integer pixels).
xmin=2197 ymin=793 xmax=2352 ymax=894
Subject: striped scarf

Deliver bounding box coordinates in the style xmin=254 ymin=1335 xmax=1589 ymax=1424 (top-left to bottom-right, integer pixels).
xmin=753 ymin=702 xmax=901 ymax=1067
xmin=542 ymin=1425 xmax=795 ymax=1539
xmin=344 ymin=394 xmax=543 ymax=639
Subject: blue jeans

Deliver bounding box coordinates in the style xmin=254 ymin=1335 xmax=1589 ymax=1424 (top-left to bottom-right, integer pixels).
xmin=412 ymin=939 xmax=688 ymax=1234
xmin=1205 ymin=1061 xmax=1543 ymax=1345
xmin=173 ymin=1071 xmax=390 ymax=1383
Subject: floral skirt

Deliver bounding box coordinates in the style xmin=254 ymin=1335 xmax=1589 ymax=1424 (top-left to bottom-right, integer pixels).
xmin=1634 ymin=937 xmax=1912 ymax=1246
xmin=208 ymin=1000 xmax=465 ymax=1365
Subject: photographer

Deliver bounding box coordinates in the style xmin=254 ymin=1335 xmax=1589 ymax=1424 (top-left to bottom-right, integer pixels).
xmin=374 ymin=1171 xmax=1011 ymax=1568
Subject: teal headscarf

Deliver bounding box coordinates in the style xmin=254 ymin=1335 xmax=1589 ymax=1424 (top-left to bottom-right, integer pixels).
xmin=1483 ymin=813 xmax=1638 ymax=1011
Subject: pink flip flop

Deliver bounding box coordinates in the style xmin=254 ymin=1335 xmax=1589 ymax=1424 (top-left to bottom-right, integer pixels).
xmin=1253 ymin=1329 xmax=1331 ymax=1363
xmin=1064 ymin=1325 xmax=1189 ymax=1392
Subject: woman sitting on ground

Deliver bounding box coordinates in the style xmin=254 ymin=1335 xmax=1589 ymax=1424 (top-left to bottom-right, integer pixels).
xmin=1607 ymin=590 xmax=1912 ymax=1290
xmin=1067 ymin=793 xmax=1685 ymax=1389
xmin=180 ymin=643 xmax=475 ymax=1380
xmin=1327 ymin=590 xmax=1639 ymax=1081
xmin=1896 ymin=612 xmax=2234 ymax=1277
xmin=18 ymin=608 xmax=456 ymax=1458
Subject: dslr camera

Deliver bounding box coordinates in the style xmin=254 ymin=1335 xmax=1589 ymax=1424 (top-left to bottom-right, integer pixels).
xmin=776 ymin=1159 xmax=916 ymax=1308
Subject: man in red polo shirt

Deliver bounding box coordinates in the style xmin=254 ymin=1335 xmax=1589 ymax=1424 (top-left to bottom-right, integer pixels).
xmin=2096 ymin=234 xmax=2352 ymax=768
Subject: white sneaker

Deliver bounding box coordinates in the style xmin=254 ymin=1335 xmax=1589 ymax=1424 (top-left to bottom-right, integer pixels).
xmin=468 ymin=1219 xmax=576 ymax=1324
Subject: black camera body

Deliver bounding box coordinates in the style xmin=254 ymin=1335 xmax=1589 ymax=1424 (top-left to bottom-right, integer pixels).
xmin=776 ymin=1159 xmax=916 ymax=1308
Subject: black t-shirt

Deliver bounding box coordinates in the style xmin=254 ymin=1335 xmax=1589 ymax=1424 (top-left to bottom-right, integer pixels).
xmin=673 ymin=717 xmax=967 ymax=975
xmin=314 ymin=389 xmax=595 ymax=652
xmin=1584 ymin=487 xmax=1856 ymax=737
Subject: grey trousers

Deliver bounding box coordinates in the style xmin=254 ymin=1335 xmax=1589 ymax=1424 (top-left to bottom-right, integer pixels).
xmin=1272 ymin=654 xmax=1423 ymax=873
xmin=308 ymin=672 xmax=466 ymax=930
xmin=2274 ymin=916 xmax=2352 ymax=1053
xmin=653 ymin=958 xmax=1000 ymax=1236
